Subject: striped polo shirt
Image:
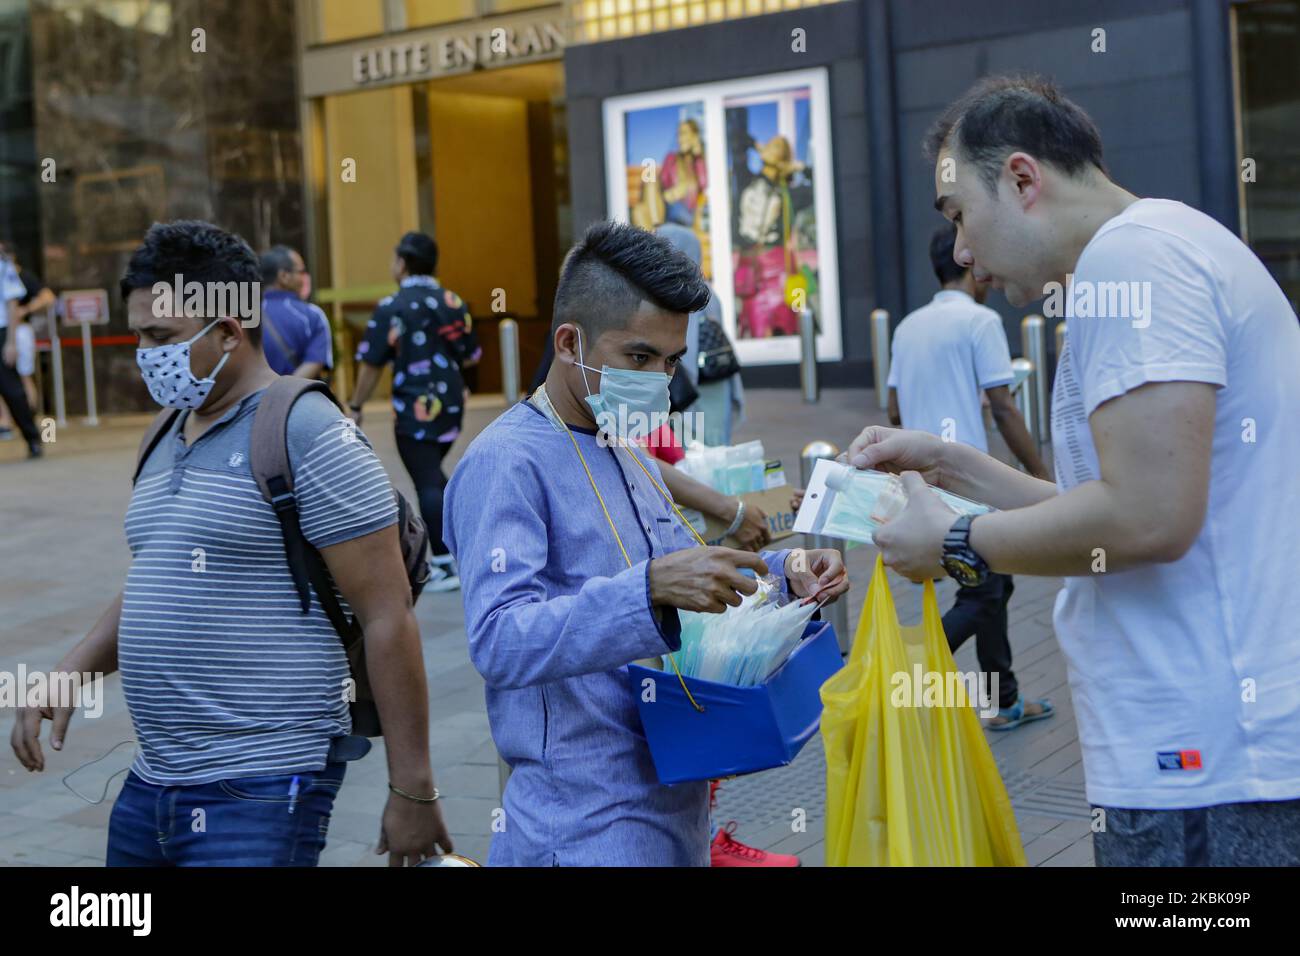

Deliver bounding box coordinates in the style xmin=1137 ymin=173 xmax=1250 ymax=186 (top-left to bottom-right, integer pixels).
xmin=121 ymin=387 xmax=397 ymax=785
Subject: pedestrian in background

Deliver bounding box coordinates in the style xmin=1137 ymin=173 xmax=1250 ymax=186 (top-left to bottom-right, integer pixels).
xmin=656 ymin=222 xmax=744 ymax=446
xmin=259 ymin=245 xmax=333 ymax=380
xmin=347 ymin=231 xmax=480 ymax=592
xmin=0 ymin=241 xmax=43 ymax=458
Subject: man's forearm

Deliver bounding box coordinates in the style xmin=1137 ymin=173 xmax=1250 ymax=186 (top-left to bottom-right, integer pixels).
xmin=292 ymin=361 xmax=325 ymax=380
xmin=349 ymin=362 xmax=381 ymax=408
xmin=969 ymin=479 xmax=1184 ymax=577
xmin=941 ymin=440 xmax=1058 ymax=511
xmin=364 ymin=609 xmax=434 ymax=792
xmin=991 ymin=404 xmax=1049 ymax=478
xmin=662 ymin=463 xmax=736 ymax=521
xmin=55 ymin=591 xmax=123 ymax=677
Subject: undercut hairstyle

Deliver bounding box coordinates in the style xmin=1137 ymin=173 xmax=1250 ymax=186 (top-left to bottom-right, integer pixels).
xmin=121 ymin=220 xmax=263 ymax=345
xmin=929 ymin=223 xmax=967 ymax=286
xmin=259 ymin=245 xmax=297 ymax=286
xmin=552 ymin=220 xmax=711 ymax=338
xmin=924 ymin=74 xmax=1107 ymax=193
xmin=396 ymin=231 xmax=438 ymax=275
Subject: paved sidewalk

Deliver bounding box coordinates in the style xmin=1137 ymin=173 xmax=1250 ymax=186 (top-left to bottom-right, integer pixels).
xmin=0 ymin=388 xmax=1091 ymax=866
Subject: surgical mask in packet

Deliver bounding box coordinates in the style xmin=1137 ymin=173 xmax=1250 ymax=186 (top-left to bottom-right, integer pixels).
xmin=819 ymin=464 xmax=993 ymax=545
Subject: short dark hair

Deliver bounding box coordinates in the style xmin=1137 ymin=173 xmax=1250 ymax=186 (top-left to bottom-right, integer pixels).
xmin=552 ymin=220 xmax=710 ymax=337
xmin=924 ymin=74 xmax=1107 ymax=192
xmin=260 ymin=245 xmax=297 ymax=285
xmin=929 ymin=222 xmax=967 ymax=286
xmin=396 ymin=232 xmax=438 ymax=275
xmin=121 ymin=220 xmax=264 ymax=345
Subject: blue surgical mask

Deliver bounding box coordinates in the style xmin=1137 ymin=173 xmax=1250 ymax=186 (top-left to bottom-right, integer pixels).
xmin=574 ymin=328 xmax=671 ymax=441
xmin=136 ymin=318 xmax=231 ymax=410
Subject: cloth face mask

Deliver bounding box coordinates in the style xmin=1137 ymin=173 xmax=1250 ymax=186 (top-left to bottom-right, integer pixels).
xmin=136 ymin=318 xmax=231 ymax=410
xmin=574 ymin=327 xmax=670 ymax=441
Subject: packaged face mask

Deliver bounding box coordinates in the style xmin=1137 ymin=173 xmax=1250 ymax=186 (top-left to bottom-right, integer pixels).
xmin=794 ymin=461 xmax=993 ymax=546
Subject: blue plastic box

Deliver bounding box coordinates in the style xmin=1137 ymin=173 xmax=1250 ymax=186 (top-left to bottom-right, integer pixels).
xmin=627 ymin=621 xmax=842 ymax=785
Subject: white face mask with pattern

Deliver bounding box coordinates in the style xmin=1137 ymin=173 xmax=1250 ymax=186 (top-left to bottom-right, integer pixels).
xmin=135 ymin=318 xmax=231 ymax=410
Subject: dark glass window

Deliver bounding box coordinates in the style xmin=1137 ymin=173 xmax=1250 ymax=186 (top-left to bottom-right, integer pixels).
xmin=1235 ymin=0 xmax=1300 ymax=311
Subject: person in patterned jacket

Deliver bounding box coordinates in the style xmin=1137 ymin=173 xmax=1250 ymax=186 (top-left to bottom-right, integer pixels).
xmin=347 ymin=231 xmax=481 ymax=591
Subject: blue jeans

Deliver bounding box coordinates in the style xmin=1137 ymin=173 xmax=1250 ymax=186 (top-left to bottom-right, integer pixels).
xmin=106 ymin=763 xmax=346 ymax=866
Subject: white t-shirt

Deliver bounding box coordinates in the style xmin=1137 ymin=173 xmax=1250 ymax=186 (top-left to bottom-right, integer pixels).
xmin=1051 ymin=198 xmax=1300 ymax=809
xmin=887 ymin=289 xmax=1013 ymax=453
xmin=0 ymin=260 xmax=24 ymax=329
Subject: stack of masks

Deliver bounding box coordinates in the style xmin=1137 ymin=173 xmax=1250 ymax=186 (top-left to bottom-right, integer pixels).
xmin=667 ymin=575 xmax=820 ymax=687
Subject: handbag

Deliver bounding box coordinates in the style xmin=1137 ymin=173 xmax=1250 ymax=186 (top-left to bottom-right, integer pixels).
xmin=669 ymin=364 xmax=699 ymax=413
xmin=696 ymin=316 xmax=741 ymax=384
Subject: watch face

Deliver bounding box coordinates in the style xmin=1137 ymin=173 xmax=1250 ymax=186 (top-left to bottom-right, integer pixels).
xmin=943 ymin=557 xmax=980 ymax=587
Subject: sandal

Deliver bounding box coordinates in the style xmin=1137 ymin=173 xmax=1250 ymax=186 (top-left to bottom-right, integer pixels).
xmin=987 ymin=695 xmax=1054 ymax=731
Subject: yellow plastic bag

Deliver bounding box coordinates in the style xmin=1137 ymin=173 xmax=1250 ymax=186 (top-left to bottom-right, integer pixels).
xmin=821 ymin=557 xmax=1026 ymax=866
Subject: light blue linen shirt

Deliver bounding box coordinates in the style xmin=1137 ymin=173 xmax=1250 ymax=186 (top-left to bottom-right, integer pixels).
xmin=444 ymin=396 xmax=790 ymax=866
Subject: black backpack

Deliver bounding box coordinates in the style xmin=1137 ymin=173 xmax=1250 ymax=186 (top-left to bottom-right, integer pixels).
xmin=132 ymin=377 xmax=431 ymax=738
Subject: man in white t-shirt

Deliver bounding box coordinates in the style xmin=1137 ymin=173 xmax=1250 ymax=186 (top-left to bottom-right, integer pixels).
xmin=888 ymin=222 xmax=1050 ymax=729
xmin=0 ymin=244 xmax=43 ymax=457
xmin=849 ymin=75 xmax=1300 ymax=866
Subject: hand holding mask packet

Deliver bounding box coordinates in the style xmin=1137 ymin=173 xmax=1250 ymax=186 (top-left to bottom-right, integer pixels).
xmin=793 ymin=460 xmax=993 ymax=545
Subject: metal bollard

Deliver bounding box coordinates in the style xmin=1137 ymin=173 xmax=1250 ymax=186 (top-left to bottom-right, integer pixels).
xmin=798 ymin=309 xmax=818 ymax=404
xmin=79 ymin=320 xmax=99 ymax=427
xmin=1010 ymin=357 xmax=1037 ymax=453
xmin=45 ymin=307 xmax=67 ymax=428
xmin=499 ymin=317 xmax=520 ymax=405
xmin=871 ymin=308 xmax=890 ymax=411
xmin=1020 ymin=315 xmax=1047 ymax=449
xmin=800 ymin=440 xmax=851 ymax=655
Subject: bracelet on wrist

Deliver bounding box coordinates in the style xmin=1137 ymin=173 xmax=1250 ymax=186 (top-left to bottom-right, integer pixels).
xmin=723 ymin=498 xmax=746 ymax=538
xmin=388 ymin=782 xmax=440 ymax=804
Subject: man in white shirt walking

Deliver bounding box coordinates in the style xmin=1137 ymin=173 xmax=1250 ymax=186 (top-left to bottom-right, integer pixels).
xmin=852 ymin=74 xmax=1300 ymax=865
xmin=887 ymin=222 xmax=1050 ymax=730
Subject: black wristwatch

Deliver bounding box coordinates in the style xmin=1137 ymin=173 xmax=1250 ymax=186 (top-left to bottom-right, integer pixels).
xmin=941 ymin=515 xmax=990 ymax=587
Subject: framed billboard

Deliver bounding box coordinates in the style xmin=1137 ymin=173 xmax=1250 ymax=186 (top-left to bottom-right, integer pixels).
xmin=604 ymin=68 xmax=840 ymax=366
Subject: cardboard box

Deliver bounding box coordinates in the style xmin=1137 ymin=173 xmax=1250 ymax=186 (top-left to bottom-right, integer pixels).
xmin=700 ymin=484 xmax=798 ymax=546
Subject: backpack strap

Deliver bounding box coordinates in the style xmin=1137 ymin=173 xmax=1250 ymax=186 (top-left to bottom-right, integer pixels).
xmin=249 ymin=377 xmax=362 ymax=647
xmin=132 ymin=408 xmax=183 ymax=486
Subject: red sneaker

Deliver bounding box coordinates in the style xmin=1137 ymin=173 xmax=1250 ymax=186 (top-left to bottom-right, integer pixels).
xmin=709 ymin=821 xmax=801 ymax=867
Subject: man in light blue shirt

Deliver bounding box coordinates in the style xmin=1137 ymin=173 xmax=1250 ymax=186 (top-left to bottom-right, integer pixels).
xmin=444 ymin=222 xmax=848 ymax=866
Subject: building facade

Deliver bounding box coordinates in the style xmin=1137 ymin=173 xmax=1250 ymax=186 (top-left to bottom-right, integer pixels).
xmin=0 ymin=0 xmax=1295 ymax=412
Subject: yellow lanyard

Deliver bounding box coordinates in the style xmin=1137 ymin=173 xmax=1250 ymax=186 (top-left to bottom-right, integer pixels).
xmin=533 ymin=386 xmax=708 ymax=711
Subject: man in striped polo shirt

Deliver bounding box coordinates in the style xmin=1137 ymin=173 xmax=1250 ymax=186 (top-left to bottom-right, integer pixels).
xmin=10 ymin=221 xmax=451 ymax=866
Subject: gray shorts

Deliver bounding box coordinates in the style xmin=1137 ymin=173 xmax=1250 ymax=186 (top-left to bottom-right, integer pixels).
xmin=1092 ymin=798 xmax=1300 ymax=866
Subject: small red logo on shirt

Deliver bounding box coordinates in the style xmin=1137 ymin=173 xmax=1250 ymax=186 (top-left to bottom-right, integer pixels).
xmin=1157 ymin=750 xmax=1203 ymax=771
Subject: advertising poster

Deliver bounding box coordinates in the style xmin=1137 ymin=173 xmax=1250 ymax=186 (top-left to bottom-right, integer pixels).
xmin=604 ymin=69 xmax=840 ymax=366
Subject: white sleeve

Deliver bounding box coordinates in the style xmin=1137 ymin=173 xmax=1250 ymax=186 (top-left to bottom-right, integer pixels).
xmin=1070 ymin=224 xmax=1228 ymax=418
xmin=1 ymin=263 xmax=24 ymax=302
xmin=972 ymin=312 xmax=1014 ymax=389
